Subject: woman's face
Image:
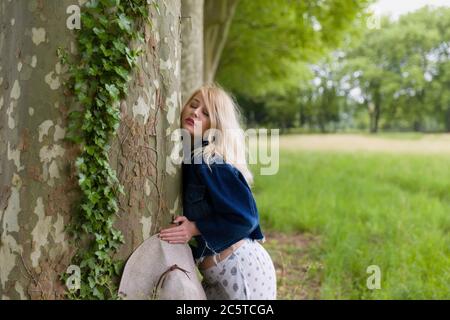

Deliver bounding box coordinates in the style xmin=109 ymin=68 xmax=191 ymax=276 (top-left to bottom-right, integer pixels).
xmin=181 ymin=92 xmax=211 ymax=140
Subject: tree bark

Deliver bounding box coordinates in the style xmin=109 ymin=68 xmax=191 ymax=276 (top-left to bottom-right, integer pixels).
xmin=372 ymin=104 xmax=380 ymax=133
xmin=181 ymin=0 xmax=204 ymax=104
xmin=0 ymin=0 xmax=182 ymax=299
xmin=370 ymin=90 xmax=381 ymax=133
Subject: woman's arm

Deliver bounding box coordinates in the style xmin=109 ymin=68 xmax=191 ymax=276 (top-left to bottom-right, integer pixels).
xmin=159 ymin=162 xmax=258 ymax=249
xmin=190 ymin=163 xmax=259 ymax=251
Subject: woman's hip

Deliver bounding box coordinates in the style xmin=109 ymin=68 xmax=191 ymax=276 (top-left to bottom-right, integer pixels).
xmin=201 ymin=238 xmax=276 ymax=282
xmin=200 ymin=238 xmax=277 ymax=299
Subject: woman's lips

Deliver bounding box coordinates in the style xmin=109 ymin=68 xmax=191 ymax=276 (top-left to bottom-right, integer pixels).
xmin=185 ymin=118 xmax=194 ymax=126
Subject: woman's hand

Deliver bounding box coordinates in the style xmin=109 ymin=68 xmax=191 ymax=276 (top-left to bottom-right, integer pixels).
xmin=158 ymin=216 xmax=201 ymax=244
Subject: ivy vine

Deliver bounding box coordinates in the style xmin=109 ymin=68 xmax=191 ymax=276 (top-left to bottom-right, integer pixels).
xmin=58 ymin=0 xmax=157 ymax=299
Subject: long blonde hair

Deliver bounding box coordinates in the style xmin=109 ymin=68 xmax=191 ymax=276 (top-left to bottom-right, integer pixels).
xmin=182 ymin=83 xmax=254 ymax=186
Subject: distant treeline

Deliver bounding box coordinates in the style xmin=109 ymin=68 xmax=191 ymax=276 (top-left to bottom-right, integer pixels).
xmin=238 ymin=7 xmax=450 ymax=133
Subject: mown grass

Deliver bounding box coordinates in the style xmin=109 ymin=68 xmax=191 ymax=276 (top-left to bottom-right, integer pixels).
xmin=251 ymin=150 xmax=450 ymax=299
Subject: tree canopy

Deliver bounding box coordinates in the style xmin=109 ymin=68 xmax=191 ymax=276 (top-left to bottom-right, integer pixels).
xmin=216 ymin=0 xmax=373 ymax=97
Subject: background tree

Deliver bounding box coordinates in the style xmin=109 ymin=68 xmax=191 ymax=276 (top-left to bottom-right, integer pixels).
xmin=289 ymin=6 xmax=450 ymax=134
xmin=216 ymin=0 xmax=373 ymax=98
xmin=343 ymin=7 xmax=450 ymax=133
xmin=181 ymin=0 xmax=205 ymax=103
xmin=203 ymin=0 xmax=240 ymax=84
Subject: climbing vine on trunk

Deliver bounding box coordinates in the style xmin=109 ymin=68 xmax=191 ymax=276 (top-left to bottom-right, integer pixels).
xmin=58 ymin=0 xmax=156 ymax=299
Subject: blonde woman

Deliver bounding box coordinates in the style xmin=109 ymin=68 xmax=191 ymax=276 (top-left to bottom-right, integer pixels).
xmin=159 ymin=83 xmax=277 ymax=300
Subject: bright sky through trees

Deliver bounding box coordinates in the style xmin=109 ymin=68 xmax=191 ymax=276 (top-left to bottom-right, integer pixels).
xmin=371 ymin=0 xmax=450 ymax=19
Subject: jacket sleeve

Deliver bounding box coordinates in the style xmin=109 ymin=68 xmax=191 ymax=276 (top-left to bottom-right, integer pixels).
xmin=193 ymin=163 xmax=259 ymax=253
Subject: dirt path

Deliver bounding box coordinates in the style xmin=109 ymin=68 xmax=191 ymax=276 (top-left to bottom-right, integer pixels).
xmin=279 ymin=134 xmax=450 ymax=154
xmin=263 ymin=231 xmax=322 ymax=300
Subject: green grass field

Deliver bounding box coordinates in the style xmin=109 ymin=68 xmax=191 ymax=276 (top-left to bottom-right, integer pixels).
xmin=251 ymin=146 xmax=450 ymax=299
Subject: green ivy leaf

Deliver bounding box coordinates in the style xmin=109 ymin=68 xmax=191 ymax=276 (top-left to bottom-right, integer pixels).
xmin=117 ymin=13 xmax=132 ymax=33
xmin=93 ymin=287 xmax=105 ymax=300
xmin=101 ymin=0 xmax=120 ymax=7
xmin=112 ymin=40 xmax=126 ymax=54
xmin=105 ymin=83 xmax=120 ymax=100
xmin=113 ymin=261 xmax=125 ymax=276
xmin=113 ymin=66 xmax=130 ymax=81
xmin=86 ymin=0 xmax=100 ymax=9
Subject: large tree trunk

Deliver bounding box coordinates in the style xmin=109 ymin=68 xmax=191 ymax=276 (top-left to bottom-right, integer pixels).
xmin=0 ymin=0 xmax=182 ymax=299
xmin=181 ymin=0 xmax=204 ymax=103
xmin=203 ymin=0 xmax=240 ymax=84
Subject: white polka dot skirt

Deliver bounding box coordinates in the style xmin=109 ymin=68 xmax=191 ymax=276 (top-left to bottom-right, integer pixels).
xmin=200 ymin=238 xmax=277 ymax=300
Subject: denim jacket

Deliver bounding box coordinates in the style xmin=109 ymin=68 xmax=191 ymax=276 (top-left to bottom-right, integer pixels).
xmin=182 ymin=143 xmax=265 ymax=264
